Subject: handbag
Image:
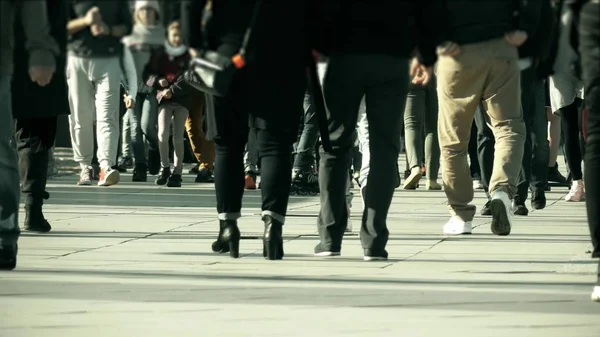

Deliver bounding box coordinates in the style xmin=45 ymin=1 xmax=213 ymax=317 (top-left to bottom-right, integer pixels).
xmin=184 ymin=0 xmax=262 ymax=97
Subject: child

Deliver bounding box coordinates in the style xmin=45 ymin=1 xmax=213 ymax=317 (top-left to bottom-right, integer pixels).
xmin=146 ymin=21 xmax=191 ymax=187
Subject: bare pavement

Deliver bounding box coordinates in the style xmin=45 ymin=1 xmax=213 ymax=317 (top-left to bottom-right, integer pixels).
xmin=1 ymin=150 xmax=599 ymax=337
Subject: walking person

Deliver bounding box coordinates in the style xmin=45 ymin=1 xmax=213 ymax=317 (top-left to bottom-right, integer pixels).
xmin=314 ymin=0 xmax=442 ymax=260
xmin=12 ymin=0 xmax=70 ymax=233
xmin=181 ymin=0 xmax=312 ymax=260
xmin=572 ymin=0 xmax=600 ymax=302
xmin=0 ymin=0 xmax=59 ymax=269
xmin=437 ymin=1 xmax=532 ymax=236
xmin=66 ymin=1 xmax=133 ymax=186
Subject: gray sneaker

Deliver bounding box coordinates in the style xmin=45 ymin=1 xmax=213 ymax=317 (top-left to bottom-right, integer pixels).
xmin=78 ymin=166 xmax=93 ymax=186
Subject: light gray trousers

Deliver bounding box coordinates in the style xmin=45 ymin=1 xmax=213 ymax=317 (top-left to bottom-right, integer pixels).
xmin=67 ymin=54 xmax=121 ymax=169
xmin=0 ymin=75 xmax=20 ymax=236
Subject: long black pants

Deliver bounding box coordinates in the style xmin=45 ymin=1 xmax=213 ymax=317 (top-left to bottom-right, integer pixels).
xmin=213 ymin=71 xmax=304 ymax=222
xmin=579 ymin=1 xmax=599 ymax=260
xmin=560 ymin=98 xmax=585 ymax=181
xmin=318 ymin=54 xmax=408 ymax=253
xmin=474 ymin=66 xmax=549 ymax=200
xmin=15 ymin=117 xmax=58 ymax=207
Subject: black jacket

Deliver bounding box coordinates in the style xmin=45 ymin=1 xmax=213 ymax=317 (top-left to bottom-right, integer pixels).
xmin=519 ymin=0 xmax=554 ymax=60
xmin=315 ymin=0 xmax=443 ymax=66
xmin=12 ymin=0 xmax=69 ymax=119
xmin=443 ymin=0 xmax=538 ymax=46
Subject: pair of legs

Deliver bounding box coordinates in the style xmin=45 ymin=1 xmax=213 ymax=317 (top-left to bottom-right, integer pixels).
xmin=293 ymin=90 xmax=320 ymax=172
xmin=67 ymin=55 xmax=121 ymax=186
xmin=578 ymin=1 xmax=600 ymax=300
xmin=212 ymin=70 xmax=304 ymax=260
xmin=437 ymin=38 xmax=525 ymax=236
xmin=140 ymin=94 xmax=161 ymax=175
xmin=186 ymin=91 xmax=215 ymax=173
xmin=121 ymin=92 xmax=148 ymax=172
xmin=559 ymin=99 xmax=586 ymax=201
xmin=318 ymin=54 xmax=408 ymax=259
xmin=403 ymin=78 xmax=441 ymax=190
xmin=157 ymin=101 xmax=189 ymax=181
xmin=0 ymin=75 xmax=19 ymax=269
xmin=475 ymin=66 xmax=549 ymax=212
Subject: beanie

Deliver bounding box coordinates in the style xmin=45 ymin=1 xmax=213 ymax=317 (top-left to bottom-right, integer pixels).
xmin=135 ymin=0 xmax=161 ymax=16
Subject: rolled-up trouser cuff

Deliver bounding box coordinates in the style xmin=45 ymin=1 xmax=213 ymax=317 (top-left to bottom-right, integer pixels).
xmin=261 ymin=210 xmax=284 ymax=225
xmin=218 ymin=212 xmax=241 ymax=221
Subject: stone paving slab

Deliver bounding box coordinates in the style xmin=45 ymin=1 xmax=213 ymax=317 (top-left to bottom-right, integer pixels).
xmin=1 ymin=151 xmax=599 ymax=337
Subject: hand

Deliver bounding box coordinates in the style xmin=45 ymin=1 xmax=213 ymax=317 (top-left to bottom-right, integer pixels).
xmin=189 ymin=48 xmax=199 ymax=58
xmin=437 ymin=41 xmax=461 ymax=57
xmin=504 ymin=30 xmax=528 ymax=47
xmin=84 ymin=6 xmax=102 ymax=26
xmin=29 ymin=66 xmax=55 ymax=87
xmin=158 ymin=78 xmax=169 ymax=87
xmin=90 ymin=22 xmax=109 ymax=36
xmin=410 ymin=60 xmax=433 ymax=86
xmin=159 ymin=89 xmax=172 ymax=99
xmin=123 ymin=95 xmax=135 ymax=109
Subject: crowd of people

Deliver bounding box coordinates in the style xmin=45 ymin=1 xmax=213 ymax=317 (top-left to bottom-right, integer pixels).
xmin=0 ymin=0 xmax=598 ymax=302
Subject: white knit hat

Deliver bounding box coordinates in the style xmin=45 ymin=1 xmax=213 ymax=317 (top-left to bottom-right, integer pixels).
xmin=135 ymin=0 xmax=161 ymax=16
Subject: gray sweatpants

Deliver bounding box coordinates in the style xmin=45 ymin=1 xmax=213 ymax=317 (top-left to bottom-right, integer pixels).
xmin=0 ymin=75 xmax=20 ymax=237
xmin=67 ymin=54 xmax=122 ymax=169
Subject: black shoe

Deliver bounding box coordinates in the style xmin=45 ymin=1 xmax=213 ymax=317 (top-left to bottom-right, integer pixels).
xmin=118 ymin=156 xmax=133 ymax=169
xmin=512 ymin=198 xmax=529 ymax=216
xmin=481 ymin=200 xmax=492 ymax=216
xmin=189 ymin=164 xmax=200 ymax=174
xmin=0 ymin=242 xmax=17 ymax=270
xmin=548 ymin=165 xmax=568 ymax=186
xmin=363 ymin=249 xmax=388 ymax=261
xmin=211 ymin=220 xmax=241 ymax=258
xmin=195 ymin=166 xmax=214 ymax=183
xmin=155 ymin=167 xmax=171 ymax=185
xmin=132 ymin=164 xmax=148 ymax=182
xmin=314 ymin=243 xmax=341 ymax=257
xmin=24 ymin=206 xmax=51 ymax=233
xmin=531 ymin=191 xmax=546 ymax=210
xmin=113 ymin=164 xmax=127 ymax=173
xmin=262 ymin=215 xmax=284 ymax=260
xmin=147 ymin=149 xmax=161 ymax=175
xmin=166 ymin=174 xmax=182 ymax=187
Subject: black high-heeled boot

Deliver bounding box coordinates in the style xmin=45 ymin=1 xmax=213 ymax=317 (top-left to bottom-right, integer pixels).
xmin=262 ymin=215 xmax=284 ymax=260
xmin=211 ymin=220 xmax=241 ymax=258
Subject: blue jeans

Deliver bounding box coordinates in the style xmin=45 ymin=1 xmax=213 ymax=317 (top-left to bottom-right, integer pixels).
xmin=293 ymin=90 xmax=319 ymax=171
xmin=0 ymin=75 xmax=20 ymax=242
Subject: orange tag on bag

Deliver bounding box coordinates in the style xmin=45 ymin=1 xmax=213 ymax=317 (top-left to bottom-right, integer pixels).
xmin=232 ymin=54 xmax=246 ymax=69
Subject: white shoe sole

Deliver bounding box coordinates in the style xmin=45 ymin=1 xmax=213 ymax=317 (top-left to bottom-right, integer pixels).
xmin=403 ymin=172 xmax=422 ymax=189
xmin=443 ymin=227 xmax=472 ymax=235
xmin=98 ymin=171 xmax=120 ymax=187
xmin=364 ymin=256 xmax=388 ymax=261
xmin=314 ymin=251 xmax=341 ymax=257
xmin=490 ymin=199 xmax=511 ymax=236
xmin=592 ymin=286 xmax=600 ymax=302
xmin=77 ymin=180 xmax=92 ymax=186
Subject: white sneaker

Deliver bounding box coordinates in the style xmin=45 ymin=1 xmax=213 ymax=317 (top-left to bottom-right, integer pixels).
xmin=490 ymin=190 xmax=512 ymax=236
xmin=592 ymin=286 xmax=600 ymax=302
xmin=565 ymin=180 xmax=585 ymax=202
xmin=443 ymin=216 xmax=472 ymax=235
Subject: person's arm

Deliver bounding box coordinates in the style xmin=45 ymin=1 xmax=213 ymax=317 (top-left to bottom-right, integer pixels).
xmin=67 ymin=5 xmax=99 ymax=36
xmin=110 ymin=0 xmax=133 ymax=38
xmin=20 ymin=1 xmax=59 ymax=71
xmin=123 ymin=47 xmax=138 ymax=98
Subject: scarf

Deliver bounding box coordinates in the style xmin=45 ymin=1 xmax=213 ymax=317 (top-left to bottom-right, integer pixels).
xmin=122 ymin=23 xmax=166 ymax=47
xmin=164 ymin=41 xmax=188 ymax=58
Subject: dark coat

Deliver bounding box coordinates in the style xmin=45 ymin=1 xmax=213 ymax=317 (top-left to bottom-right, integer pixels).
xmin=11 ymin=0 xmax=69 ymax=119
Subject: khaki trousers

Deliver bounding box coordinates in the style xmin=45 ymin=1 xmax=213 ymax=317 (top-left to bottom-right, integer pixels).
xmin=437 ymin=38 xmax=526 ymax=221
xmin=185 ymin=92 xmax=215 ymax=170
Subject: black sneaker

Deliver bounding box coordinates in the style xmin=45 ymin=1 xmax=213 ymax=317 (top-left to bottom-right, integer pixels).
xmin=531 ymin=191 xmax=546 ymax=210
xmin=118 ymin=156 xmax=133 ymax=169
xmin=481 ymin=200 xmax=492 ymax=216
xmin=24 ymin=206 xmax=52 ymax=233
xmin=167 ymin=174 xmax=182 ymax=187
xmin=155 ymin=167 xmax=171 ymax=185
xmin=548 ymin=165 xmax=568 ymax=186
xmin=314 ymin=243 xmax=341 ymax=257
xmin=364 ymin=249 xmax=388 ymax=261
xmin=512 ymin=197 xmax=529 ymax=216
xmin=132 ymin=164 xmax=148 ymax=182
xmin=195 ymin=166 xmax=214 ymax=183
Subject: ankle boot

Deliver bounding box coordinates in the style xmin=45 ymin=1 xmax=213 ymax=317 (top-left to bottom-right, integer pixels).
xmin=24 ymin=205 xmax=51 ymax=233
xmin=211 ymin=220 xmax=241 ymax=258
xmin=262 ymin=215 xmax=284 ymax=260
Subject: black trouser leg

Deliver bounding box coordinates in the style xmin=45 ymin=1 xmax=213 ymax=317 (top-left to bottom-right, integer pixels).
xmin=214 ymin=136 xmax=247 ymax=219
xmin=474 ymin=104 xmax=495 ymax=191
xmin=468 ymin=121 xmax=482 ymax=179
xmin=580 ymin=2 xmax=600 ymax=258
xmin=15 ymin=117 xmax=58 ymax=207
xmin=318 ymin=54 xmax=408 ymax=252
xmin=560 ymin=99 xmax=585 ymax=180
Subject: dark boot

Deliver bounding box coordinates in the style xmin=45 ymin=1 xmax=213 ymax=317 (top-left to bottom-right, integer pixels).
xmin=262 ymin=214 xmax=284 ymax=260
xmin=24 ymin=205 xmax=51 ymax=233
xmin=211 ymin=220 xmax=241 ymax=258
xmin=147 ymin=148 xmax=161 ymax=175
xmin=0 ymin=241 xmax=18 ymax=270
xmin=155 ymin=167 xmax=171 ymax=185
xmin=132 ymin=163 xmax=148 ymax=182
